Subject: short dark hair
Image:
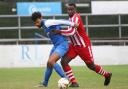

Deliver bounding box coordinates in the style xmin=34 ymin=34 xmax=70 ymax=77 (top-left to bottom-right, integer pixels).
xmin=68 ymin=3 xmax=76 ymax=8
xmin=31 ymin=12 xmax=42 ymax=22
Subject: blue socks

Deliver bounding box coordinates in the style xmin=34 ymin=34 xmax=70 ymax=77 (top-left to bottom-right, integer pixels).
xmin=42 ymin=63 xmax=65 ymax=86
xmin=54 ymin=63 xmax=65 ymax=77
xmin=42 ymin=67 xmax=53 ymax=86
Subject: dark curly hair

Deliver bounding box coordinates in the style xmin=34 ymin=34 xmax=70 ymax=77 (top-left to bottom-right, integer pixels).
xmin=31 ymin=12 xmax=42 ymax=22
xmin=68 ymin=3 xmax=76 ymax=8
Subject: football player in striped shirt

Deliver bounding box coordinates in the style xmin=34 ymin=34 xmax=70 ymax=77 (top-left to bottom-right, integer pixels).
xmin=55 ymin=3 xmax=112 ymax=87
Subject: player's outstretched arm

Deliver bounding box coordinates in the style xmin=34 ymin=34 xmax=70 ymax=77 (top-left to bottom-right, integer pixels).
xmin=44 ymin=19 xmax=78 ymax=28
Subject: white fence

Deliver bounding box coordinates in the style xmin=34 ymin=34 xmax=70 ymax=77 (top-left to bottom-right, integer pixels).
xmin=0 ymin=14 xmax=128 ymax=45
xmin=0 ymin=45 xmax=128 ymax=68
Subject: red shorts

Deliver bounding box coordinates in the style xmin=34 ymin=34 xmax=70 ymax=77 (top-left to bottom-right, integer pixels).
xmin=65 ymin=44 xmax=94 ymax=64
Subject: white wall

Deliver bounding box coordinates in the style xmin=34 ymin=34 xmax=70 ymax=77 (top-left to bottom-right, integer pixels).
xmin=0 ymin=45 xmax=128 ymax=68
xmin=91 ymin=1 xmax=128 ymax=14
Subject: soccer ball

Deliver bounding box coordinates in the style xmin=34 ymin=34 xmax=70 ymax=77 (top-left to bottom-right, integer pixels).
xmin=58 ymin=78 xmax=69 ymax=89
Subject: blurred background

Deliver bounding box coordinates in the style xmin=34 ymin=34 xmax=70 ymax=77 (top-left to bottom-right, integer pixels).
xmin=0 ymin=0 xmax=128 ymax=45
xmin=0 ymin=0 xmax=128 ymax=67
xmin=0 ymin=1 xmax=128 ymax=89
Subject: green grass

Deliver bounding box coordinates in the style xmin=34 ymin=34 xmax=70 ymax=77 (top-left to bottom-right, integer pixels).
xmin=0 ymin=65 xmax=128 ymax=89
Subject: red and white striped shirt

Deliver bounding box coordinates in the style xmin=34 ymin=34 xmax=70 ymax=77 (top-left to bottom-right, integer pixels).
xmin=60 ymin=13 xmax=91 ymax=47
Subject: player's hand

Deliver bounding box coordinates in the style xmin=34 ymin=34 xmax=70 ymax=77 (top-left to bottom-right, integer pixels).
xmin=74 ymin=23 xmax=79 ymax=28
xmin=51 ymin=30 xmax=61 ymax=34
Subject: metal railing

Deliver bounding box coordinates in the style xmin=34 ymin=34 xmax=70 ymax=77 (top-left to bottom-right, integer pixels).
xmin=0 ymin=14 xmax=128 ymax=45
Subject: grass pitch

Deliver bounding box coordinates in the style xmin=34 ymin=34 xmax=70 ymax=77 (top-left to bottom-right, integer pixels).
xmin=0 ymin=65 xmax=128 ymax=89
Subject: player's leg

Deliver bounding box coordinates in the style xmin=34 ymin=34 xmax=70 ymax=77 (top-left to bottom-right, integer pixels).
xmin=77 ymin=45 xmax=112 ymax=86
xmin=48 ymin=52 xmax=66 ymax=77
xmin=86 ymin=45 xmax=112 ymax=86
xmin=35 ymin=66 xmax=53 ymax=87
xmin=39 ymin=47 xmax=56 ymax=87
xmin=61 ymin=44 xmax=79 ymax=87
xmin=40 ymin=53 xmax=64 ymax=87
xmin=41 ymin=65 xmax=54 ymax=87
xmin=93 ymin=64 xmax=112 ymax=86
xmin=53 ymin=63 xmax=65 ymax=78
xmin=50 ymin=42 xmax=69 ymax=78
xmin=41 ymin=42 xmax=68 ymax=87
xmin=61 ymin=56 xmax=79 ymax=87
xmin=40 ymin=46 xmax=64 ymax=87
xmin=40 ymin=51 xmax=63 ymax=87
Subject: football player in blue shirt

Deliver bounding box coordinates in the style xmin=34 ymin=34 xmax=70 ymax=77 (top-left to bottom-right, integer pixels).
xmin=31 ymin=12 xmax=77 ymax=87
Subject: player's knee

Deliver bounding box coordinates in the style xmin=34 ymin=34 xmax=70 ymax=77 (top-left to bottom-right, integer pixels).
xmin=47 ymin=60 xmax=54 ymax=68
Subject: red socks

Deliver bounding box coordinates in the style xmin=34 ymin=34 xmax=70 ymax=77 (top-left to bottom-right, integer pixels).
xmin=63 ymin=65 xmax=77 ymax=83
xmin=95 ymin=64 xmax=110 ymax=77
